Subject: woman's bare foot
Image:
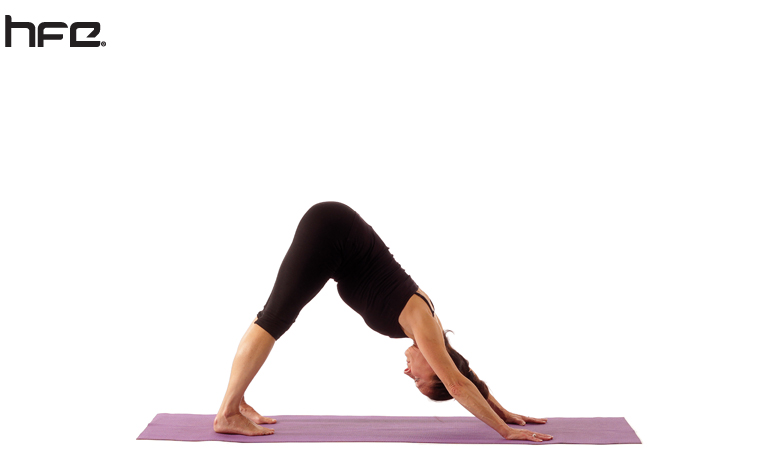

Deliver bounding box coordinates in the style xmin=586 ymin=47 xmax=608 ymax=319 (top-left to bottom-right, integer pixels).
xmin=213 ymin=412 xmax=275 ymax=436
xmin=240 ymin=400 xmax=277 ymax=425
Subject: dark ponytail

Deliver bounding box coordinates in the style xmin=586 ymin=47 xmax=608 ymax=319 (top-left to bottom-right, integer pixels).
xmin=426 ymin=331 xmax=489 ymax=402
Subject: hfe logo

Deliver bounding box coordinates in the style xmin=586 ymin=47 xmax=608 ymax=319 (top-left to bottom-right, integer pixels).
xmin=5 ymin=15 xmax=102 ymax=47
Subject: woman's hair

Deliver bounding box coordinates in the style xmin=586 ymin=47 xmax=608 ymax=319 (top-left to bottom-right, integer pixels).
xmin=426 ymin=331 xmax=489 ymax=401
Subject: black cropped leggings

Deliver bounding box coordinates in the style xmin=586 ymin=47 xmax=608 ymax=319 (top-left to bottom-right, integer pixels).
xmin=254 ymin=202 xmax=418 ymax=340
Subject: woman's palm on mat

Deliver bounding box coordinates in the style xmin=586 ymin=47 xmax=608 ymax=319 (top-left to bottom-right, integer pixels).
xmin=503 ymin=412 xmax=548 ymax=426
xmin=505 ymin=428 xmax=553 ymax=442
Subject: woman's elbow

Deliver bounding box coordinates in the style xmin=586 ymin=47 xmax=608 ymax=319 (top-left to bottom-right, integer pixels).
xmin=445 ymin=379 xmax=469 ymax=398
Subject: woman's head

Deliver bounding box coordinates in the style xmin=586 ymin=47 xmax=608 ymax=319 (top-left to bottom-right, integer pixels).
xmin=403 ymin=331 xmax=489 ymax=401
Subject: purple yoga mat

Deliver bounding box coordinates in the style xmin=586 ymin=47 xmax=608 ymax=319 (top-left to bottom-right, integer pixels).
xmin=137 ymin=414 xmax=641 ymax=445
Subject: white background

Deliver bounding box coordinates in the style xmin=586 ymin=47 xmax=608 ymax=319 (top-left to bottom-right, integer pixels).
xmin=1 ymin=1 xmax=774 ymax=474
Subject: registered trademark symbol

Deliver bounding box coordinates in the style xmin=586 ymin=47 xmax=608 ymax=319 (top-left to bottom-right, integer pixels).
xmin=101 ymin=41 xmax=106 ymax=47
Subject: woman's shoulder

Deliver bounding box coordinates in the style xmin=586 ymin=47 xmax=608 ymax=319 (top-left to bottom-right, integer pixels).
xmin=398 ymin=289 xmax=444 ymax=340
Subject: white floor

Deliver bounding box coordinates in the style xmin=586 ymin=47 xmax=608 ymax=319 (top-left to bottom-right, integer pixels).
xmin=2 ymin=2 xmax=773 ymax=474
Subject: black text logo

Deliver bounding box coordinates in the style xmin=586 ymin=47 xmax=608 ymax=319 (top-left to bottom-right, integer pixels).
xmin=5 ymin=15 xmax=103 ymax=47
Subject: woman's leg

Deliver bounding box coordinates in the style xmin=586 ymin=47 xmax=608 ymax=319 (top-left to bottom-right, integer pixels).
xmin=214 ymin=203 xmax=353 ymax=435
xmin=213 ymin=322 xmax=277 ymax=435
xmin=253 ymin=202 xmax=352 ymax=339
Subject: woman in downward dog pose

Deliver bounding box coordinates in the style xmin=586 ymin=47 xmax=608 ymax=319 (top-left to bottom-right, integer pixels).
xmin=214 ymin=202 xmax=551 ymax=441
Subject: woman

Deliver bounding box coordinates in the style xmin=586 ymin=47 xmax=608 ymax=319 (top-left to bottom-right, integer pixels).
xmin=213 ymin=202 xmax=551 ymax=442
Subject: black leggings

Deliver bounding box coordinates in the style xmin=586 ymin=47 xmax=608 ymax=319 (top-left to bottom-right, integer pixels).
xmin=255 ymin=202 xmax=418 ymax=340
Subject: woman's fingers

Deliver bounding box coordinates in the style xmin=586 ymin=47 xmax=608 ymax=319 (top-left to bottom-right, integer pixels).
xmin=523 ymin=430 xmax=552 ymax=442
xmin=511 ymin=415 xmax=526 ymax=425
xmin=531 ymin=432 xmax=553 ymax=441
xmin=505 ymin=428 xmax=553 ymax=442
xmin=524 ymin=415 xmax=548 ymax=424
xmin=509 ymin=413 xmax=548 ymax=425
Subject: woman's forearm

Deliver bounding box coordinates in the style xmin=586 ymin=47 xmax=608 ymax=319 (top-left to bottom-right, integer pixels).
xmin=486 ymin=393 xmax=508 ymax=418
xmin=470 ymin=369 xmax=508 ymax=420
xmin=449 ymin=379 xmax=512 ymax=438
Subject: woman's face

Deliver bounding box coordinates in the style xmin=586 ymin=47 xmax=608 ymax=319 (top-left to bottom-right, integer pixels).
xmin=404 ymin=343 xmax=436 ymax=396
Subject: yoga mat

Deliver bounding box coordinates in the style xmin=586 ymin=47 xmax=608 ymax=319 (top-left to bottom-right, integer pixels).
xmin=137 ymin=414 xmax=641 ymax=445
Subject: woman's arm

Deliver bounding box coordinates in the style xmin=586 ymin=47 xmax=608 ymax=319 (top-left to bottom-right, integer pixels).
xmin=486 ymin=390 xmax=508 ymax=420
xmin=411 ymin=316 xmax=551 ymax=441
xmin=470 ymin=369 xmax=547 ymax=426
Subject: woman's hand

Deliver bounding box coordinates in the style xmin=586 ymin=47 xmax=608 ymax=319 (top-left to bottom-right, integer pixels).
xmin=503 ymin=411 xmax=547 ymax=426
xmin=504 ymin=427 xmax=553 ymax=442
xmin=485 ymin=391 xmax=547 ymax=426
